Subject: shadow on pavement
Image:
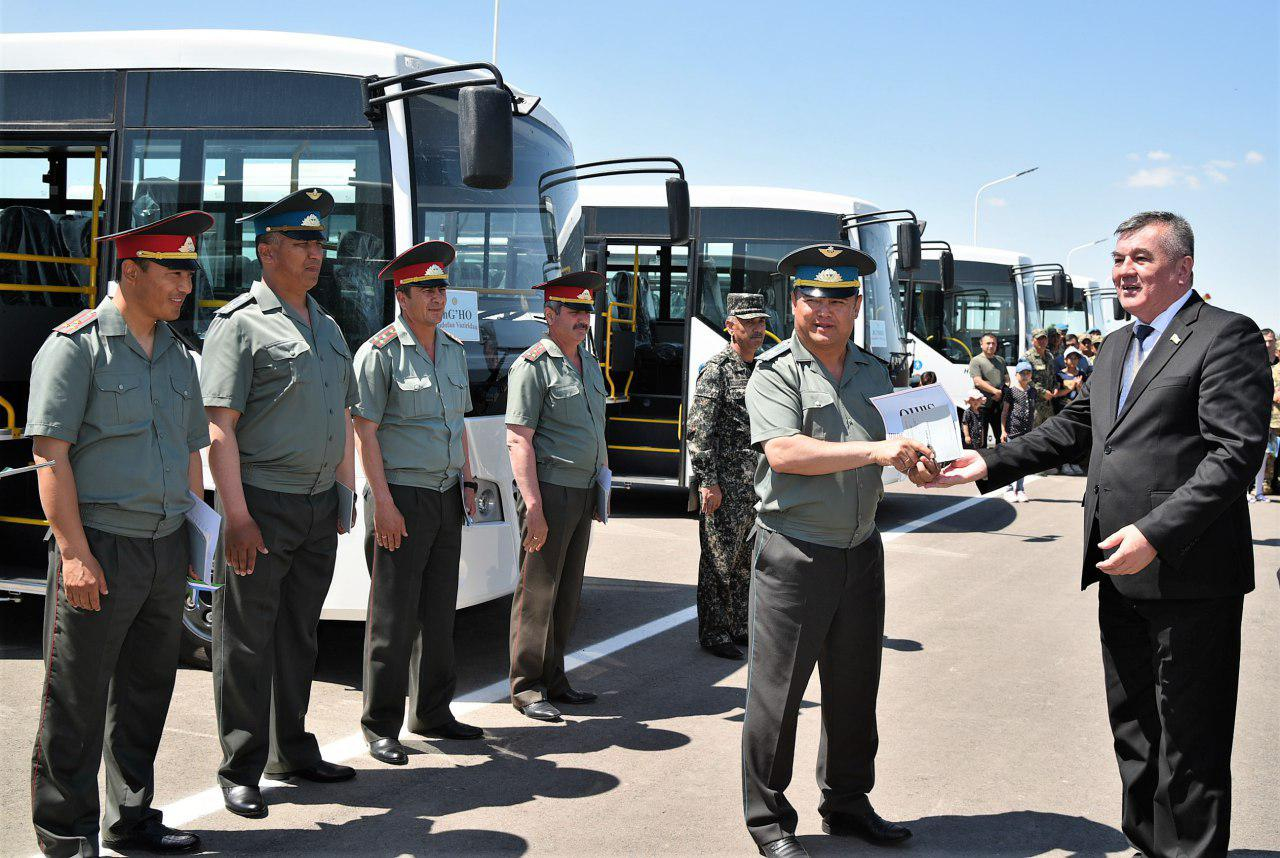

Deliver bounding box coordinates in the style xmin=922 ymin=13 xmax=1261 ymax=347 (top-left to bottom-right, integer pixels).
xmin=797 ymin=809 xmax=1129 ymax=856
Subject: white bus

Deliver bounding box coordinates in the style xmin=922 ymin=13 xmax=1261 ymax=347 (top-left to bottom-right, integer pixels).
xmin=898 ymin=245 xmax=1041 ymax=406
xmin=1081 ymin=276 xmax=1127 ymax=336
xmin=0 ymin=30 xmax=586 ymax=655
xmin=578 ymin=185 xmax=912 ymax=490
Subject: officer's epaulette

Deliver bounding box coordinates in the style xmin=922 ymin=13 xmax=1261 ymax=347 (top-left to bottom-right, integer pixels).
xmin=53 ymin=309 xmax=98 ymax=335
xmin=214 ymin=291 xmax=256 ymax=317
xmin=369 ymin=324 xmax=399 ymax=348
xmin=757 ymin=339 xmax=792 ymax=363
xmin=522 ymin=341 xmax=548 ymax=362
xmin=856 ymin=343 xmax=890 ymax=369
xmin=440 ymin=328 xmax=465 ymax=347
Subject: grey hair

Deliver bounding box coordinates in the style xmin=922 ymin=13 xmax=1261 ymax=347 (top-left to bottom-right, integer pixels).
xmin=1114 ymin=211 xmax=1194 ymax=259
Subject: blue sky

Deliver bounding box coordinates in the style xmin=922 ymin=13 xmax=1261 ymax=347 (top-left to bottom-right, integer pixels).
xmin=4 ymin=0 xmax=1277 ymax=327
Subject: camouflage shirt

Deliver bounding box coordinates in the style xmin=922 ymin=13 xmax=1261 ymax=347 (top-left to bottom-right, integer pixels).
xmin=687 ymin=345 xmax=757 ymax=497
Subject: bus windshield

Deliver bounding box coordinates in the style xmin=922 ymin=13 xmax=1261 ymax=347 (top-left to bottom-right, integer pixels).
xmin=406 ymin=94 xmax=582 ymax=415
xmin=904 ymin=260 xmax=1022 ymax=364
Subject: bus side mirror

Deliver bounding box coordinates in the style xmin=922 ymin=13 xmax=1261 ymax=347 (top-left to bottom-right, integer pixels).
xmin=459 ymin=85 xmax=514 ymax=189
xmin=1113 ymin=298 xmax=1129 ymax=321
xmin=539 ymin=196 xmax=558 ymax=262
xmin=666 ymin=177 xmax=691 ymax=244
xmin=896 ymin=222 xmax=921 ymax=270
xmin=1051 ymin=272 xmax=1070 ymax=307
xmin=940 ymin=250 xmax=955 ymax=292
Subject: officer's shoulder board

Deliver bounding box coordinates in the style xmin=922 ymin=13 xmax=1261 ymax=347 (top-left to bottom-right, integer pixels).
xmin=756 ymin=339 xmax=793 ymax=364
xmin=440 ymin=328 xmax=465 ymax=347
xmin=855 ymin=342 xmax=890 ymax=370
xmin=53 ymin=309 xmax=98 ymax=335
xmin=369 ymin=324 xmax=399 ymax=349
xmin=214 ymin=291 xmax=257 ymax=317
xmin=521 ymin=341 xmax=548 ymax=363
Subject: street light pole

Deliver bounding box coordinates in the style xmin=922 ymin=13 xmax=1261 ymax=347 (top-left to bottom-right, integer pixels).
xmin=1066 ymin=237 xmax=1107 ymax=277
xmin=972 ymin=167 xmax=1039 ymax=245
xmin=492 ymin=0 xmax=501 ymax=64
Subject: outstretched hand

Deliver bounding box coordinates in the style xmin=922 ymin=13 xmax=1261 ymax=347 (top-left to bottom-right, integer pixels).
xmin=924 ymin=449 xmax=988 ymax=488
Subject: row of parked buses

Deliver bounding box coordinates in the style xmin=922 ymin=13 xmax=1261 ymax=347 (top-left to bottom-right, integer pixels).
xmin=0 ymin=29 xmax=1096 ymax=656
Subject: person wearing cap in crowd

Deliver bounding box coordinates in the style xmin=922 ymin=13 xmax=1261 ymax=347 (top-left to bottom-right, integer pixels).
xmin=200 ymin=188 xmax=360 ymax=818
xmin=741 ymin=244 xmax=936 ymax=857
xmin=351 ymin=240 xmax=483 ymax=766
xmin=1024 ymin=328 xmax=1066 ymax=427
xmin=961 ymin=389 xmax=989 ymax=450
xmin=26 ymin=213 xmax=213 ymax=856
xmin=1046 ymin=324 xmax=1064 ymax=359
xmin=1000 ymin=360 xmax=1038 ymax=500
xmin=686 ymin=292 xmax=769 ymax=660
xmin=504 ymin=271 xmax=609 ymax=722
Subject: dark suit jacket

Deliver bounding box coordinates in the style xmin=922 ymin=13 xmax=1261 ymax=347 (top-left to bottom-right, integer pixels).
xmin=978 ymin=292 xmax=1271 ymax=599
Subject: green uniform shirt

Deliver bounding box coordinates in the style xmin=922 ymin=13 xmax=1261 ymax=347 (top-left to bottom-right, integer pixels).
xmin=505 ymin=337 xmax=608 ymax=489
xmin=746 ymin=334 xmax=892 ymax=549
xmin=1022 ymin=347 xmax=1060 ymax=421
xmin=352 ymin=317 xmax=472 ymax=491
xmin=25 ymin=297 xmax=209 ymax=538
xmin=199 ymin=280 xmax=358 ymax=495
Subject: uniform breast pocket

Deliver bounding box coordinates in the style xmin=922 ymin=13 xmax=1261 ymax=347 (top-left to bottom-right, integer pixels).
xmin=396 ymin=375 xmax=438 ymax=416
xmin=169 ymin=374 xmax=194 ymax=426
xmin=328 ymin=339 xmax=352 ymax=392
xmin=92 ymin=372 xmax=148 ymax=426
xmin=800 ymin=389 xmax=835 ymax=440
xmin=548 ymin=383 xmax=582 ymax=413
xmin=258 ymin=340 xmax=310 ymax=386
xmin=445 ymin=367 xmax=469 ymax=416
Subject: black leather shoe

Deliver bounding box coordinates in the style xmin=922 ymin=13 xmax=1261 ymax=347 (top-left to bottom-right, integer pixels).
xmin=369 ymin=737 xmax=408 ymax=765
xmin=266 ymin=759 xmax=356 ymax=782
xmin=519 ymin=701 xmax=562 ymax=721
xmin=759 ymin=835 xmax=809 ymax=857
xmin=104 ymin=819 xmax=201 ymax=853
xmin=550 ymin=688 xmax=597 ymax=704
xmin=222 ymin=785 xmax=267 ymax=818
xmin=822 ymin=809 xmax=912 ymax=844
xmin=704 ymin=642 xmax=743 ymax=660
xmin=420 ymin=719 xmax=484 ymax=740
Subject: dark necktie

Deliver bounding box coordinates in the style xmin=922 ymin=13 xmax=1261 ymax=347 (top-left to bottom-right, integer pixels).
xmin=1120 ymin=323 xmax=1156 ymax=411
xmin=1133 ymin=323 xmax=1155 ymax=346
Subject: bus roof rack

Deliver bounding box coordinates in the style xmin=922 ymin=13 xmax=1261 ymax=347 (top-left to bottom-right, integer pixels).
xmin=361 ymin=61 xmax=539 ymax=121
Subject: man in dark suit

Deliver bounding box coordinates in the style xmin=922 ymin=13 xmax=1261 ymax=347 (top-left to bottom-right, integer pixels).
xmin=927 ymin=211 xmax=1270 ymax=857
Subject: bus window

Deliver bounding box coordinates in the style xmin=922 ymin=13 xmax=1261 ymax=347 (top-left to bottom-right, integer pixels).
xmin=406 ymin=92 xmax=583 ymax=415
xmin=902 ymin=260 xmax=1021 ymax=363
xmin=0 ymin=71 xmax=115 ymax=124
xmin=118 ymin=129 xmax=394 ymax=351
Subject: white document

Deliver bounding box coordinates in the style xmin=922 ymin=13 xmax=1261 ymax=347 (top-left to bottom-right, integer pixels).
xmin=336 ymin=482 xmax=356 ymax=533
xmin=184 ymin=491 xmax=222 ymax=592
xmin=595 ymin=467 xmax=612 ymax=524
xmin=868 ymin=383 xmax=964 ymax=464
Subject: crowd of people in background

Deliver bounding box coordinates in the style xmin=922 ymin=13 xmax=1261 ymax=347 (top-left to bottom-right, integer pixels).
xmin=961 ymin=323 xmax=1280 ymax=504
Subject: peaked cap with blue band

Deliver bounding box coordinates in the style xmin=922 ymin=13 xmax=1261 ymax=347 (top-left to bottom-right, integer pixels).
xmin=778 ymin=243 xmax=876 ymax=298
xmin=236 ymin=187 xmax=334 ymax=241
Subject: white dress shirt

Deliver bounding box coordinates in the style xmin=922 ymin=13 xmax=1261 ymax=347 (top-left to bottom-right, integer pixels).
xmin=1117 ymin=289 xmax=1193 ymax=412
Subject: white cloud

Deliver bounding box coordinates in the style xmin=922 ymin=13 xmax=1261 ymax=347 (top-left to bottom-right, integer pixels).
xmin=1125 ymin=167 xmax=1182 ymax=188
xmin=1147 ymin=150 xmax=1173 ymax=161
xmin=1185 ymin=175 xmax=1203 ymax=190
xmin=1206 ymin=159 xmax=1236 ymax=170
xmin=1244 ymin=150 xmax=1265 ymax=164
xmin=1127 ymin=152 xmax=1141 ymax=161
xmin=986 ymin=197 xmax=1007 ymax=207
xmin=1204 ymin=166 xmax=1229 ymax=184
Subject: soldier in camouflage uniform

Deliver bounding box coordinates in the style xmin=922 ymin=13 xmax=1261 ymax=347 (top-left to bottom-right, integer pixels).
xmin=686 ymin=293 xmax=769 ymax=660
xmin=1023 ymin=328 xmax=1064 ymax=427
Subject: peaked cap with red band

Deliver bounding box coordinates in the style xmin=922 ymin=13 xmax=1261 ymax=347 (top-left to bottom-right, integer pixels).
xmin=537 ymin=270 xmax=603 ymax=307
xmin=378 ymin=240 xmax=456 ymax=288
xmin=98 ymin=211 xmax=213 ymax=271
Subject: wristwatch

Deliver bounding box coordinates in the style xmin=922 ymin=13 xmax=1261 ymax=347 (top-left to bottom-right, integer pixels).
xmin=463 ymin=480 xmax=478 ymax=491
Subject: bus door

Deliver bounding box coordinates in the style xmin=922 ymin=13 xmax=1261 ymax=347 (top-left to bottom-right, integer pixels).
xmin=0 ymin=134 xmax=110 ymax=587
xmin=588 ymin=238 xmax=691 ymax=485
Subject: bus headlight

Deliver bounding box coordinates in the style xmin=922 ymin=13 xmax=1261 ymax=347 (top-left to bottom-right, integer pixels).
xmin=472 ymin=479 xmax=503 ymax=523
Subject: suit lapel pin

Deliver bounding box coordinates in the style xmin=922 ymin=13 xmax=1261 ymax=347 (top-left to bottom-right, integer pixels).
xmin=1170 ymin=333 xmax=1182 ymax=344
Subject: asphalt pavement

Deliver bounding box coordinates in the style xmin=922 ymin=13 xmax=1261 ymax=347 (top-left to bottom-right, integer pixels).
xmin=1 ymin=476 xmax=1276 ymax=857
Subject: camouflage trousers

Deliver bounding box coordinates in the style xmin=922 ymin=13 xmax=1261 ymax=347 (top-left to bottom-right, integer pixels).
xmin=697 ymin=492 xmax=755 ymax=648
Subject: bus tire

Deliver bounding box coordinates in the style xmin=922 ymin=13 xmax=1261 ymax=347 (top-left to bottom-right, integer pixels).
xmin=180 ymin=586 xmax=214 ymax=670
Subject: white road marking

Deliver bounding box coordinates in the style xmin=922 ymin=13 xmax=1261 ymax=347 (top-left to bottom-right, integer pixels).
xmin=149 ymin=488 xmax=1001 ymax=830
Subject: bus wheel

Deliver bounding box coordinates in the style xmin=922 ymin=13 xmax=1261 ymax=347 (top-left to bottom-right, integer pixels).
xmin=180 ymin=586 xmax=214 ymax=670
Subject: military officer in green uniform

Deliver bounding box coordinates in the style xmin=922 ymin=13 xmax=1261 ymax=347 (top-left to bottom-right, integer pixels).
xmin=742 ymin=245 xmax=936 ymax=858
xmin=27 ymin=213 xmax=213 ymax=856
xmin=352 ymin=240 xmax=483 ymax=766
xmin=686 ymin=292 xmax=768 ymax=660
xmin=200 ymin=189 xmax=359 ymax=819
xmin=504 ymin=271 xmax=608 ymax=722
xmin=1023 ymin=327 xmax=1065 ymax=427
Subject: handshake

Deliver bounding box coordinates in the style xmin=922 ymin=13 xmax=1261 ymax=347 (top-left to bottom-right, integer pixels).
xmin=871 ymin=439 xmax=990 ymax=488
